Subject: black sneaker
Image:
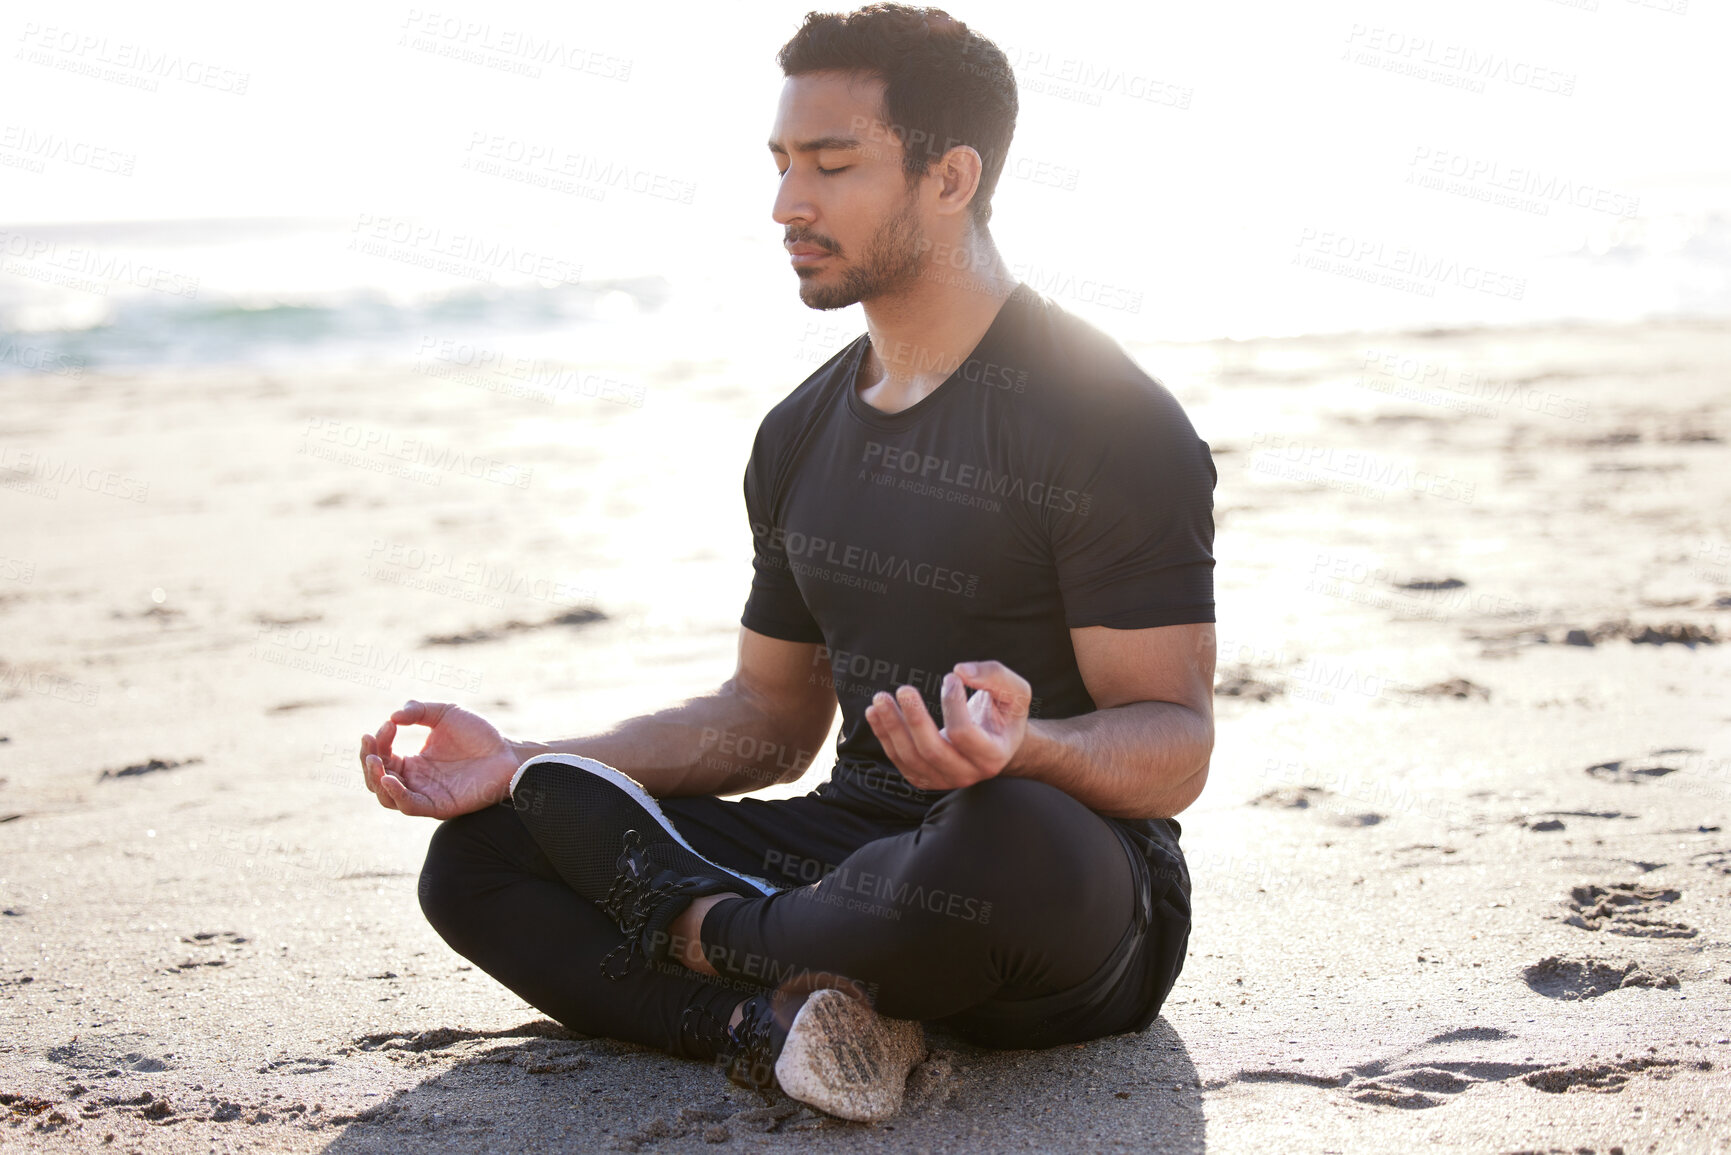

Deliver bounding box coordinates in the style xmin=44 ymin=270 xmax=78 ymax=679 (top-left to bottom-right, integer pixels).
xmin=721 ymin=987 xmax=927 ymax=1123
xmin=509 ymin=753 xmax=778 ymax=977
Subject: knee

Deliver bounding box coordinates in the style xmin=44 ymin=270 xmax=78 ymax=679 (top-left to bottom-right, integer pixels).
xmin=415 ymin=811 xmax=491 ymax=934
xmin=928 ymin=776 xmax=1073 ymax=846
xmin=924 ymin=777 xmax=1119 ymax=890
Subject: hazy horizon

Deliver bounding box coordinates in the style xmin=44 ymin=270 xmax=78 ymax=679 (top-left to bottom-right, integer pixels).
xmin=4 ymin=0 xmax=1729 ymax=367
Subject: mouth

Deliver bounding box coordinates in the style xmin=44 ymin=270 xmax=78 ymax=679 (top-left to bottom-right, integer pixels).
xmin=787 ymin=244 xmax=833 ymax=267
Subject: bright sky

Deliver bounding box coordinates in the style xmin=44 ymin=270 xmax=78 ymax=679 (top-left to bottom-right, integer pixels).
xmin=3 ymin=0 xmax=1728 ymax=338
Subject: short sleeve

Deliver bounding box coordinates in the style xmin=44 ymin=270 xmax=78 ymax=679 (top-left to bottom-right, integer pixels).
xmin=1049 ymin=390 xmax=1216 ymax=630
xmin=740 ymin=427 xmax=826 ymax=644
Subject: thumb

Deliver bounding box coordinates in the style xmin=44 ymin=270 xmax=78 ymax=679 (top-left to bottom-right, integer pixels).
xmin=379 ymin=772 xmax=435 ymax=818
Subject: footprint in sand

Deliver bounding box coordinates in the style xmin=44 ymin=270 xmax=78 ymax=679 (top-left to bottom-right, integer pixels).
xmin=166 ymin=958 xmax=229 ymax=973
xmin=1522 ymin=1056 xmax=1711 ymax=1093
xmin=627 ymin=1100 xmax=808 ymax=1146
xmin=1227 ymin=1028 xmax=1545 ymax=1110
xmin=1559 ymin=622 xmax=1719 ymax=647
xmin=1584 ymin=752 xmax=1688 ymax=784
xmin=256 ymin=1056 xmax=335 ymax=1075
xmin=167 ymin=930 xmax=248 ymax=974
xmin=1561 ymin=883 xmax=1697 ymax=938
xmin=1248 ymin=786 xmax=1382 ymax=827
xmin=1410 ymin=678 xmax=1490 ymax=700
xmin=1390 ymin=845 xmax=1460 ymax=869
xmin=1249 ymin=786 xmax=1329 ymax=809
xmin=1522 ymin=956 xmax=1680 ymax=999
xmin=1396 ymin=577 xmax=1466 ymax=592
xmin=1689 ymin=849 xmax=1731 ymax=875
xmin=45 ymin=1034 xmax=176 ymax=1075
xmin=266 ymin=699 xmax=343 ymax=715
xmin=347 ymin=1019 xmax=581 ymax=1055
xmin=422 ymin=607 xmax=606 ymax=647
xmin=1224 ymin=1026 xmax=1711 ymax=1110
xmin=96 ymin=757 xmax=202 ymax=782
xmin=1214 ymin=669 xmax=1283 ymax=702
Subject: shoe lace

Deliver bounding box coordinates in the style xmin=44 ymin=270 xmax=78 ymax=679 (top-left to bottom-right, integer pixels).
xmin=678 ymin=1002 xmax=733 ymax=1059
xmin=598 ymin=829 xmax=683 ymax=980
xmin=722 ymin=995 xmax=780 ymax=1090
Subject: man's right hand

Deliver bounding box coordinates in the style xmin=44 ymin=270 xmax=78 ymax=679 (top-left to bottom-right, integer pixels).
xmin=359 ymin=700 xmax=523 ymax=819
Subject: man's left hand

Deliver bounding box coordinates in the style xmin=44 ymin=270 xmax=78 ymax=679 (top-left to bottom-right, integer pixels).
xmin=864 ymin=660 xmax=1032 ymax=790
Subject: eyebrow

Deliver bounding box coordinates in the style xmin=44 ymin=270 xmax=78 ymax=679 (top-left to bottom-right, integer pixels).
xmin=767 ymin=135 xmax=864 ymax=156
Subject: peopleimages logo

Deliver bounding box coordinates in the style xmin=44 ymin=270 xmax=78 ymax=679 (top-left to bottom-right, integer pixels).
xmin=462 ymin=132 xmax=696 ymax=205
xmin=398 ymin=10 xmax=633 ymax=80
xmin=14 ymin=22 xmax=251 ymax=94
xmin=350 ymin=214 xmax=584 ymax=285
xmin=0 ymin=125 xmax=136 ymax=175
xmin=752 ymin=524 xmax=979 ymax=598
xmin=299 ymin=418 xmax=533 ymax=489
xmin=0 ymin=230 xmax=201 ymax=299
xmin=1341 ymin=25 xmax=1576 ymax=97
xmin=1406 ymin=147 xmax=1640 ymax=219
xmin=861 ymin=441 xmax=1092 ymax=515
xmin=0 ymin=447 xmax=149 ymax=502
xmin=1293 ymin=228 xmax=1526 ymax=301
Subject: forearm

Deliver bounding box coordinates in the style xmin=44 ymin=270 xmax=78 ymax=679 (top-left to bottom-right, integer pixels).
xmin=1002 ymin=700 xmax=1212 ymax=820
xmin=507 ymin=682 xmax=829 ymax=799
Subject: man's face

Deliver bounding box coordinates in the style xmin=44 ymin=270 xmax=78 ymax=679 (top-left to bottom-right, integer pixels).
xmin=769 ymin=71 xmax=927 ymax=310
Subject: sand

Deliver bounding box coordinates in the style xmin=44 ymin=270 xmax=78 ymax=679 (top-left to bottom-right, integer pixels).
xmin=2 ymin=316 xmax=1729 ymax=1152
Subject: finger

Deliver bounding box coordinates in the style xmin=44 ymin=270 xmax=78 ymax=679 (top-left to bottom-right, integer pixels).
xmin=373 ymin=719 xmax=402 ymax=775
xmin=954 ymin=661 xmax=1032 ymax=716
xmin=361 ymin=741 xmax=383 ymax=795
xmin=893 ymin=684 xmax=977 ymax=780
xmin=868 ymin=691 xmax=943 ymax=787
xmin=378 ymin=772 xmax=433 ymax=817
xmin=390 ymin=699 xmax=447 ymax=727
xmin=937 ymin=671 xmax=970 ymax=737
xmin=865 ymin=693 xmax=919 ymax=780
xmin=936 ymin=673 xmax=999 ymax=764
xmin=362 ymin=737 xmax=388 ymax=796
xmin=367 ymin=756 xmax=401 ymax=809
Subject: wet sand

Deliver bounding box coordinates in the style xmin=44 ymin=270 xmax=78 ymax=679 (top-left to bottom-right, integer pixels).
xmin=2 ymin=316 xmax=1729 ymax=1152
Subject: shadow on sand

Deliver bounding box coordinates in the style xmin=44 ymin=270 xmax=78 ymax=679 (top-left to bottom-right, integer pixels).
xmin=317 ymin=1015 xmax=1204 ymax=1153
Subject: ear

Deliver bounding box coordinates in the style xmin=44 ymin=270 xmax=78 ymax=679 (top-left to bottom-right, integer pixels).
xmin=932 ymin=144 xmax=984 ymax=219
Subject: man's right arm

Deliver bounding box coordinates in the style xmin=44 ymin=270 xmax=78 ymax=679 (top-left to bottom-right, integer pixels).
xmin=509 ymin=626 xmax=836 ymax=798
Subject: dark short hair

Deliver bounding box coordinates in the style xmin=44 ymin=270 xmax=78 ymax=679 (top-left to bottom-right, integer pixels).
xmin=777 ymin=4 xmax=1018 ymax=227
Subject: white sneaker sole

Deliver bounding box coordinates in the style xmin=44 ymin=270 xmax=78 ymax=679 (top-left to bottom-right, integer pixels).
xmin=774 ymin=988 xmax=928 ymax=1123
xmin=509 ymin=752 xmax=780 ymax=896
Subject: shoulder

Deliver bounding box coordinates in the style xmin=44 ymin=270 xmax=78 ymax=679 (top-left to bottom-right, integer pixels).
xmin=752 ymin=334 xmax=862 ymax=454
xmin=745 ymin=335 xmax=864 ymax=508
xmin=1007 ymin=288 xmax=1199 ymax=447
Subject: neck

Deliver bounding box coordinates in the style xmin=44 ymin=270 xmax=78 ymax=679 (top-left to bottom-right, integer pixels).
xmin=855 ymin=229 xmax=1019 ymax=415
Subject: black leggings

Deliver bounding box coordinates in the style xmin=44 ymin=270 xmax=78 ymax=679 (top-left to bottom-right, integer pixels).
xmin=417 ymin=772 xmax=1187 ymax=1057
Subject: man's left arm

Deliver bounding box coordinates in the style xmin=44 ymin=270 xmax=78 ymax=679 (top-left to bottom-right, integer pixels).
xmin=1009 ymin=621 xmax=1214 ymax=818
xmin=864 ymin=620 xmax=1216 ymax=820
xmin=865 ymin=623 xmax=1218 ymax=820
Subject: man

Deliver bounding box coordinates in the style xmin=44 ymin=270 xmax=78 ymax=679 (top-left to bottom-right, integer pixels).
xmin=360 ymin=3 xmax=1216 ymax=1123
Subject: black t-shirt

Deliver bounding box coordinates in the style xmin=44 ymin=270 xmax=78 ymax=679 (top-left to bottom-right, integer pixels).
xmin=740 ymin=283 xmax=1214 ymax=887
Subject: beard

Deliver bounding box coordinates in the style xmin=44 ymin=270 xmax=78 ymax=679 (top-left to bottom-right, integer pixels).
xmin=795 ymin=190 xmax=925 ymax=311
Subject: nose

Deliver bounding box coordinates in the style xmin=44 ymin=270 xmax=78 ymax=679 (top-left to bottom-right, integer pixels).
xmin=772 ymin=169 xmax=815 ymax=230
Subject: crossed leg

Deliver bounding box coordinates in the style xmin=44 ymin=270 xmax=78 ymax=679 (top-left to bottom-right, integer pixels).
xmin=418 ymin=771 xmax=1165 ymax=1058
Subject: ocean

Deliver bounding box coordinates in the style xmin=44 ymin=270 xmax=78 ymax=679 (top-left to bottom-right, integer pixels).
xmin=4 ymin=0 xmax=1729 ymax=378
xmin=1 ymin=194 xmax=1727 ymax=382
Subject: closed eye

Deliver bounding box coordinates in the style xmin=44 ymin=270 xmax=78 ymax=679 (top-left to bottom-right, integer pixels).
xmin=773 ymin=164 xmax=851 ymax=179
